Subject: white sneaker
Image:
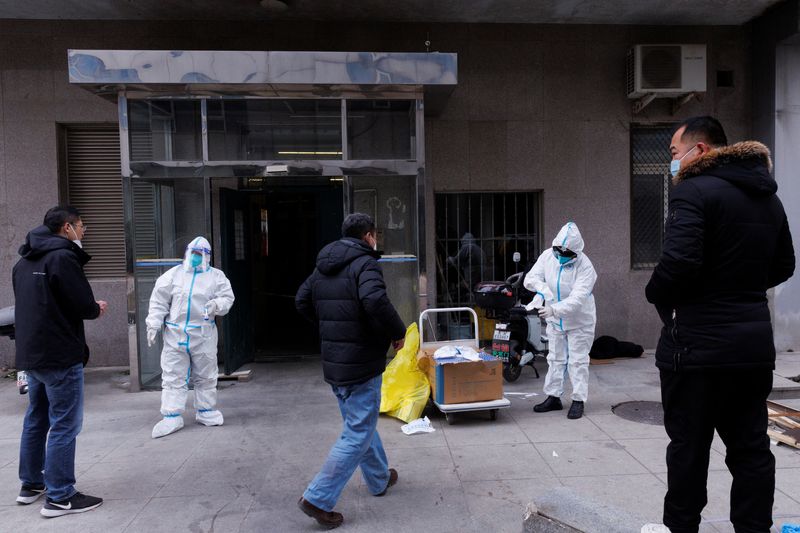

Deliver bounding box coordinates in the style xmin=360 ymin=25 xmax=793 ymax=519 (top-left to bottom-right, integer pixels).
xmin=196 ymin=409 xmax=224 ymax=426
xmin=152 ymin=415 xmax=184 ymax=438
xmin=641 ymin=524 xmax=670 ymax=533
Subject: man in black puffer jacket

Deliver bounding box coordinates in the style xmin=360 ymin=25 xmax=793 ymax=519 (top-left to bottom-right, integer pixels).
xmin=295 ymin=213 xmax=406 ymax=529
xmin=646 ymin=117 xmax=795 ymax=533
xmin=13 ymin=206 xmax=107 ymax=517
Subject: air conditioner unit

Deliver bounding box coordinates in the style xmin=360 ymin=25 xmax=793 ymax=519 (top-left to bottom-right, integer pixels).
xmin=626 ymin=44 xmax=706 ymax=98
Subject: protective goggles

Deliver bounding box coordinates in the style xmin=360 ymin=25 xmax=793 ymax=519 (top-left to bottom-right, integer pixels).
xmin=552 ymin=246 xmax=577 ymax=259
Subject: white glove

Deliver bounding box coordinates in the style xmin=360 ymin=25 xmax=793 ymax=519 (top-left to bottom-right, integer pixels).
xmin=147 ymin=328 xmax=159 ymax=347
xmin=538 ymin=305 xmax=555 ymax=320
xmin=205 ymin=300 xmax=218 ymax=319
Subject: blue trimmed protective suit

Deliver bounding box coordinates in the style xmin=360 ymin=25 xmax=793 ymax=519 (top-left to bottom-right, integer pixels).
xmin=145 ymin=237 xmax=235 ymax=438
xmin=523 ymin=223 xmax=597 ymax=402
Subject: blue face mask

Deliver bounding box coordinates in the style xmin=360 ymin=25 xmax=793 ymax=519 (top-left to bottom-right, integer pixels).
xmin=557 ymin=255 xmax=572 ymax=265
xmin=190 ymin=254 xmax=203 ymax=268
xmin=670 ymin=146 xmax=697 ymax=178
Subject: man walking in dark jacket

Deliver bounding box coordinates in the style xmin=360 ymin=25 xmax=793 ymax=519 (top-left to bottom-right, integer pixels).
xmin=13 ymin=206 xmax=107 ymax=517
xmin=645 ymin=117 xmax=794 ymax=533
xmin=295 ymin=213 xmax=406 ymax=529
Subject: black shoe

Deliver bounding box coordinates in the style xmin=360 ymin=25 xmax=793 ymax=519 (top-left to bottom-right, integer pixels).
xmin=16 ymin=484 xmax=46 ymax=505
xmin=40 ymin=492 xmax=103 ymax=518
xmin=375 ymin=468 xmax=398 ymax=497
xmin=567 ymin=401 xmax=584 ymax=419
xmin=533 ymin=396 xmax=563 ymax=413
xmin=298 ymin=497 xmax=343 ymax=529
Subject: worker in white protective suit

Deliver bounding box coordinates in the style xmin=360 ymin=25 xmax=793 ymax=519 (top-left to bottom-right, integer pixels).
xmin=145 ymin=237 xmax=235 ymax=438
xmin=523 ymin=222 xmax=597 ymax=420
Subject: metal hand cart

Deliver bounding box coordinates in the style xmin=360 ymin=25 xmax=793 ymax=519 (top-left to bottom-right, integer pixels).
xmin=419 ymin=307 xmax=511 ymax=425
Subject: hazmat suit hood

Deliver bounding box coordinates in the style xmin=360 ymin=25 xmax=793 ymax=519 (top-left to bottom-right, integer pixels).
xmin=552 ymin=222 xmax=585 ymax=256
xmin=316 ymin=237 xmax=379 ymax=276
xmin=183 ymin=236 xmax=212 ymax=272
xmin=19 ymin=225 xmax=90 ymax=265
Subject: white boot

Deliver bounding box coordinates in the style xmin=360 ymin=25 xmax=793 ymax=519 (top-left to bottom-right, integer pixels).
xmin=152 ymin=416 xmax=185 ymax=438
xmin=641 ymin=525 xmax=671 ymax=533
xmin=196 ymin=409 xmax=224 ymax=426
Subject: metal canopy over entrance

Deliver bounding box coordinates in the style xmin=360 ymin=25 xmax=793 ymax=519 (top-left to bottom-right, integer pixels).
xmin=69 ymin=50 xmax=456 ymax=390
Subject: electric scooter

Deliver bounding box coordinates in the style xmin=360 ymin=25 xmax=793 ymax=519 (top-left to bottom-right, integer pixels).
xmin=474 ymin=253 xmax=548 ymax=382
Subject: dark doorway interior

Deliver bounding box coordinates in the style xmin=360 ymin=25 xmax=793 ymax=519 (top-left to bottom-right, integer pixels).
xmin=222 ymin=178 xmax=343 ymax=361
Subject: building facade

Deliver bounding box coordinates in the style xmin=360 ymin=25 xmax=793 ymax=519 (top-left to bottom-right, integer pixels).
xmin=1 ymin=1 xmax=799 ymax=389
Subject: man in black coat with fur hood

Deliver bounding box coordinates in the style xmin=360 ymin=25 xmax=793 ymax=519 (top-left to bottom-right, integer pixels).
xmin=295 ymin=213 xmax=406 ymax=529
xmin=645 ymin=116 xmax=794 ymax=533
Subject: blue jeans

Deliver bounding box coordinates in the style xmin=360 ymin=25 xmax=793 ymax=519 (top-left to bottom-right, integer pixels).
xmin=19 ymin=363 xmax=84 ymax=502
xmin=303 ymin=374 xmax=390 ymax=511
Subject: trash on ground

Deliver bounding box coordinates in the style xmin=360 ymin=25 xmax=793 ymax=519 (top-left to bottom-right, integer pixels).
xmin=401 ymin=416 xmax=436 ymax=435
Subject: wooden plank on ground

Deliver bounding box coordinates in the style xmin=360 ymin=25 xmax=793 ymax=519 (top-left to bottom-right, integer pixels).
xmin=768 ymin=428 xmax=800 ymax=449
xmin=218 ymin=370 xmax=252 ymax=382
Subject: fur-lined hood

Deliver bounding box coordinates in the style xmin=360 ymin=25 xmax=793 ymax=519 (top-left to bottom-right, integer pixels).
xmin=673 ymin=141 xmax=777 ymax=196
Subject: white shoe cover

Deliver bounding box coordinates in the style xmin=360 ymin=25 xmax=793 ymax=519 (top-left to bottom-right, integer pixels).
xmin=196 ymin=410 xmax=224 ymax=426
xmin=641 ymin=524 xmax=671 ymax=533
xmin=152 ymin=416 xmax=184 ymax=438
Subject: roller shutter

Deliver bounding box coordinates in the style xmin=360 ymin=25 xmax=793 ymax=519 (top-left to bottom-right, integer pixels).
xmin=64 ymin=126 xmax=125 ymax=279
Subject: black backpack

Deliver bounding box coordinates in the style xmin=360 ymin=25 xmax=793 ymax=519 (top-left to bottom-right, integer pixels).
xmin=590 ymin=335 xmax=644 ymax=360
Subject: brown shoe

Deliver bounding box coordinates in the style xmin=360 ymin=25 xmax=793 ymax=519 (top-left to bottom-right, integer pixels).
xmin=375 ymin=468 xmax=398 ymax=497
xmin=297 ymin=497 xmax=343 ymax=529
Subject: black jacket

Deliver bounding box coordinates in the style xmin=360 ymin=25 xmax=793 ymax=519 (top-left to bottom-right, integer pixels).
xmin=12 ymin=226 xmax=100 ymax=370
xmin=646 ymin=141 xmax=795 ymax=371
xmin=296 ymin=238 xmax=406 ymax=386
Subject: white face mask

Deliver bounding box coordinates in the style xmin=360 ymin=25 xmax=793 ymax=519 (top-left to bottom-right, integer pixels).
xmin=68 ymin=224 xmax=83 ymax=248
xmin=670 ymin=146 xmax=697 ymax=178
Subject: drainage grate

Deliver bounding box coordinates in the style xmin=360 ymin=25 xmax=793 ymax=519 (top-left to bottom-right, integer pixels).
xmin=612 ymin=401 xmax=664 ymax=426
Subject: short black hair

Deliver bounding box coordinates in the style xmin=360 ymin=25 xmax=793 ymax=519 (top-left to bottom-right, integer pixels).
xmin=675 ymin=116 xmax=728 ymax=147
xmin=342 ymin=213 xmax=375 ymax=239
xmin=43 ymin=205 xmax=81 ymax=233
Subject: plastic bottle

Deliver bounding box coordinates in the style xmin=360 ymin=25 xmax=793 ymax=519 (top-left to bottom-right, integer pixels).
xmin=202 ymin=306 xmax=210 ymax=338
xmin=17 ymin=370 xmax=28 ymax=395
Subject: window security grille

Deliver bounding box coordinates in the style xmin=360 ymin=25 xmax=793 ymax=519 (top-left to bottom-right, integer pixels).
xmin=435 ymin=192 xmax=541 ymax=308
xmin=631 ymin=125 xmax=673 ymax=269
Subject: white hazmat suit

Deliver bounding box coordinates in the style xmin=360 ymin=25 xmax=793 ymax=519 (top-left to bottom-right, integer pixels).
xmin=146 ymin=237 xmax=235 ymax=438
xmin=524 ymin=222 xmax=597 ymax=404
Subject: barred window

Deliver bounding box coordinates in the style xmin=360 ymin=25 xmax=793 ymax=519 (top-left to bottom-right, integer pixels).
xmin=631 ymin=125 xmax=673 ymax=269
xmin=435 ymin=192 xmax=541 ymax=307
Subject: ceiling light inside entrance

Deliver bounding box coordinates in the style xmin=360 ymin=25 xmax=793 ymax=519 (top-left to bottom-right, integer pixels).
xmin=278 ymin=151 xmax=342 ymax=156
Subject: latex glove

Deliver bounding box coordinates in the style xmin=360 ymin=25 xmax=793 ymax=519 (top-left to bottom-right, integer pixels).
xmin=205 ymin=300 xmax=218 ymax=319
xmin=147 ymin=328 xmax=159 ymax=347
xmin=538 ymin=305 xmax=555 ymax=320
xmin=530 ymin=293 xmax=544 ymax=309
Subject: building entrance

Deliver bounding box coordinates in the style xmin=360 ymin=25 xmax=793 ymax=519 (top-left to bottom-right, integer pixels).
xmin=218 ymin=178 xmax=343 ymax=367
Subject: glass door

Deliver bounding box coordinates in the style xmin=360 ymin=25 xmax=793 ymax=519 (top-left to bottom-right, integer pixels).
xmin=349 ymin=175 xmax=419 ymax=329
xmin=131 ymin=177 xmax=210 ymax=388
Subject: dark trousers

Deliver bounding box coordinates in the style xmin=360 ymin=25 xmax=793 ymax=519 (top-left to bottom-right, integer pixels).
xmin=660 ymin=368 xmax=774 ymax=533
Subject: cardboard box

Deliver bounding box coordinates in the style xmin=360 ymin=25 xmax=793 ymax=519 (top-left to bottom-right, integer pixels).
xmin=417 ymin=348 xmax=503 ymax=404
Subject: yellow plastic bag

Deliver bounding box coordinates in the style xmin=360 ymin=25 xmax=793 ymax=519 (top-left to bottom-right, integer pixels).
xmin=380 ymin=323 xmax=429 ymax=423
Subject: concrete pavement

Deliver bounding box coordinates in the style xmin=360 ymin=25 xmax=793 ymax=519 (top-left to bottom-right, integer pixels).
xmin=0 ymin=352 xmax=798 ymax=533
